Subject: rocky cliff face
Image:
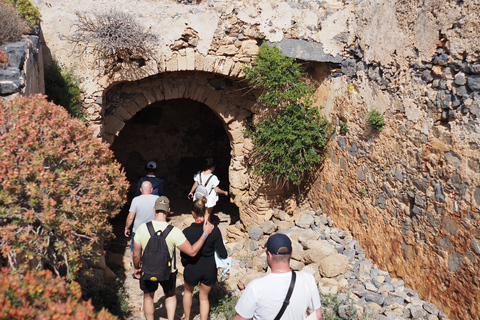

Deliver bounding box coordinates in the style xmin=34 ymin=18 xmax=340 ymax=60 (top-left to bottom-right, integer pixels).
xmin=308 ymin=1 xmax=480 ymax=319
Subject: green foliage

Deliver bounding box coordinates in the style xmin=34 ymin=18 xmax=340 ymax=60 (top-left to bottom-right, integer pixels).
xmin=244 ymin=45 xmax=314 ymax=108
xmin=3 ymin=0 xmax=40 ymax=30
xmin=0 ymin=95 xmax=129 ymax=279
xmin=244 ymin=44 xmax=331 ymax=185
xmin=368 ymin=109 xmax=385 ymax=132
xmin=360 ymin=187 xmax=367 ymax=197
xmin=44 ymin=59 xmax=85 ymax=120
xmin=210 ymin=282 xmax=238 ymax=319
xmin=340 ymin=120 xmax=347 ymax=134
xmin=84 ymin=279 xmax=131 ymax=317
xmin=0 ymin=268 xmax=117 ymax=319
xmin=321 ymin=293 xmax=358 ymax=320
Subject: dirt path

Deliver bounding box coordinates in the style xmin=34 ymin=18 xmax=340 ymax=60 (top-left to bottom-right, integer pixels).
xmin=112 ymin=197 xmax=236 ymax=320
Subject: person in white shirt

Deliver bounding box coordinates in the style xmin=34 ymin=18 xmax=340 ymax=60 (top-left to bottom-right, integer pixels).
xmin=188 ymin=158 xmax=228 ymax=222
xmin=233 ymin=233 xmax=322 ymax=320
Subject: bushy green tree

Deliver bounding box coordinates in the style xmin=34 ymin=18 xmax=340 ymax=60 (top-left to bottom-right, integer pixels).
xmin=0 ymin=95 xmax=129 ymax=280
xmin=244 ymin=45 xmax=331 ymax=186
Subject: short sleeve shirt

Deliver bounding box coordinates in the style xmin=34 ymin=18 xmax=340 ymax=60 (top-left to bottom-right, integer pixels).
xmin=193 ymin=171 xmax=220 ymax=207
xmin=134 ymin=220 xmax=187 ymax=272
xmin=235 ymin=271 xmax=321 ymax=320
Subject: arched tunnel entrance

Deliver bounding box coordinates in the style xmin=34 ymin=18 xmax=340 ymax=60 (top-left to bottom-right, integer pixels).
xmin=110 ymin=98 xmax=236 ymax=215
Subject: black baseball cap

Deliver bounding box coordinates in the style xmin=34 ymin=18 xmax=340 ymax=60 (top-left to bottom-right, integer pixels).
xmin=266 ymin=233 xmax=292 ymax=255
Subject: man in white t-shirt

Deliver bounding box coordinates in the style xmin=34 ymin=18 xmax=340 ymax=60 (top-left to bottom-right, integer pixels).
xmin=233 ymin=233 xmax=322 ymax=320
xmin=125 ymin=181 xmax=159 ymax=256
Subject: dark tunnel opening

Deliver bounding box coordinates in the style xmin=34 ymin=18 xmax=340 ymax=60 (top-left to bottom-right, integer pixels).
xmin=110 ymin=98 xmax=236 ymax=216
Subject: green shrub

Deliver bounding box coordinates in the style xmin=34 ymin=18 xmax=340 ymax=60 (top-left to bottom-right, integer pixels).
xmin=84 ymin=279 xmax=131 ymax=317
xmin=321 ymin=293 xmax=358 ymax=320
xmin=44 ymin=59 xmax=85 ymax=120
xmin=0 ymin=268 xmax=117 ymax=319
xmin=0 ymin=1 xmax=26 ymax=45
xmin=368 ymin=109 xmax=385 ymax=132
xmin=210 ymin=282 xmax=238 ymax=319
xmin=340 ymin=120 xmax=347 ymax=134
xmin=244 ymin=45 xmax=331 ymax=186
xmin=3 ymin=0 xmax=40 ymax=30
xmin=0 ymin=95 xmax=129 ymax=280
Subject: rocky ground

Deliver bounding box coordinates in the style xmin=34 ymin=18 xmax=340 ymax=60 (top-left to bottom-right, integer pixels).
xmin=105 ymin=197 xmax=450 ymax=320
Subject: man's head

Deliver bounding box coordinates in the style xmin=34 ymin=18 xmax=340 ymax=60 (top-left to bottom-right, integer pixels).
xmin=266 ymin=233 xmax=292 ymax=264
xmin=140 ymin=181 xmax=153 ymax=195
xmin=154 ymin=196 xmax=170 ymax=214
xmin=146 ymin=161 xmax=157 ymax=173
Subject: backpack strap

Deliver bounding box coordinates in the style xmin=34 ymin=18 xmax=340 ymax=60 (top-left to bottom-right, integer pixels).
xmin=158 ymin=224 xmax=175 ymax=270
xmin=274 ymin=271 xmax=296 ymax=320
xmin=204 ymin=175 xmax=214 ymax=195
xmin=146 ymin=221 xmax=155 ymax=237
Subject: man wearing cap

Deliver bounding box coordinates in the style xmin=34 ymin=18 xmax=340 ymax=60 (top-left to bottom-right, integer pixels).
xmin=233 ymin=233 xmax=322 ymax=320
xmin=133 ymin=196 xmax=214 ymax=320
xmin=135 ymin=161 xmax=164 ymax=197
xmin=125 ymin=181 xmax=159 ymax=260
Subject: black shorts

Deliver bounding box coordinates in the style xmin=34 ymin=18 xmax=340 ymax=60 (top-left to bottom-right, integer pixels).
xmin=140 ymin=271 xmax=177 ymax=296
xmin=184 ymin=257 xmax=217 ymax=287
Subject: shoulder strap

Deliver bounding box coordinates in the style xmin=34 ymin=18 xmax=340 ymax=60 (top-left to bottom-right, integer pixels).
xmin=199 ymin=173 xmax=203 ymax=186
xmin=159 ymin=224 xmax=175 ymax=270
xmin=146 ymin=221 xmax=155 ymax=237
xmin=274 ymin=271 xmax=296 ymax=320
xmin=205 ymin=175 xmax=214 ymax=194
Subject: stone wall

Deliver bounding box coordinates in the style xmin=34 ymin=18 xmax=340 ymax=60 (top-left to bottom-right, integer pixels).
xmin=307 ymin=1 xmax=480 ymax=319
xmin=0 ymin=34 xmax=44 ymax=98
xmin=33 ymin=0 xmax=480 ymax=319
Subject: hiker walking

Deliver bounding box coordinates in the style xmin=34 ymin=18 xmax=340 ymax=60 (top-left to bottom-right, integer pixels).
xmin=125 ymin=181 xmax=159 ymax=265
xmin=233 ymin=233 xmax=322 ymax=320
xmin=181 ymin=196 xmax=228 ymax=320
xmin=135 ymin=161 xmax=164 ymax=197
xmin=187 ymin=157 xmax=228 ymax=221
xmin=133 ymin=196 xmax=214 ymax=320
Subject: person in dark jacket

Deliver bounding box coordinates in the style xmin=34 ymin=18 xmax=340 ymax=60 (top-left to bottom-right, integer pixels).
xmin=181 ymin=196 xmax=227 ymax=320
xmin=135 ymin=161 xmax=164 ymax=196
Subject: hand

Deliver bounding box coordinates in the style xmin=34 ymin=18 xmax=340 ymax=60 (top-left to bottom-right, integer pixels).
xmin=203 ymin=220 xmax=214 ymax=236
xmin=134 ymin=268 xmax=141 ymax=280
xmin=188 ymin=193 xmax=193 ymax=200
xmin=224 ymin=191 xmax=228 ymax=196
xmin=124 ymin=228 xmax=131 ymax=237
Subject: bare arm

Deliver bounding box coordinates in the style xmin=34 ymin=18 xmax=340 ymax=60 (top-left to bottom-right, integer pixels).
xmin=177 ymin=221 xmax=214 ymax=257
xmin=124 ymin=211 xmax=136 ymax=237
xmin=188 ymin=181 xmax=199 ymax=198
xmin=214 ymin=186 xmax=228 ymax=196
xmin=133 ymin=241 xmax=142 ymax=278
xmin=316 ymin=308 xmax=322 ymax=320
xmin=232 ymin=314 xmax=248 ymax=320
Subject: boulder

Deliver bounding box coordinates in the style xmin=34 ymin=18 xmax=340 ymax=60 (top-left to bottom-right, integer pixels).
xmin=318 ymin=253 xmax=349 ymax=277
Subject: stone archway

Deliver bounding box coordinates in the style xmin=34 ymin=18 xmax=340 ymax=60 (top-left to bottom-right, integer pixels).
xmin=102 ymin=71 xmax=257 ymax=218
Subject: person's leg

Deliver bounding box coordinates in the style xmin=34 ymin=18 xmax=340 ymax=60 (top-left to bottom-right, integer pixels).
xmin=143 ymin=292 xmax=155 ymax=320
xmin=205 ymin=206 xmax=213 ymax=222
xmin=160 ymin=272 xmax=178 ymax=320
xmin=198 ymin=283 xmax=212 ymax=320
xmin=183 ymin=282 xmax=195 ymax=320
xmin=140 ymin=279 xmax=158 ymax=320
xmin=165 ymin=294 xmax=177 ymax=320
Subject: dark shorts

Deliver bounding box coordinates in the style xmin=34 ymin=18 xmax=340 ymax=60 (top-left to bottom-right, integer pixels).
xmin=184 ymin=257 xmax=217 ymax=287
xmin=140 ymin=271 xmax=177 ymax=296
